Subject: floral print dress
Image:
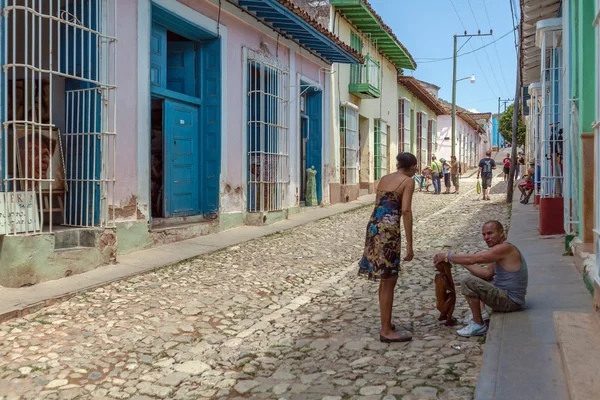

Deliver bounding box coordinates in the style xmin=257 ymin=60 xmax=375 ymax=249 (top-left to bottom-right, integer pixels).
xmin=358 ymin=190 xmax=404 ymax=280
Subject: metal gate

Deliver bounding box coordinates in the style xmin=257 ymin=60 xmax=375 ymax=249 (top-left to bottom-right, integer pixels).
xmin=246 ymin=49 xmax=289 ymax=213
xmin=0 ymin=0 xmax=117 ymax=234
xmin=539 ymin=28 xmax=563 ymax=201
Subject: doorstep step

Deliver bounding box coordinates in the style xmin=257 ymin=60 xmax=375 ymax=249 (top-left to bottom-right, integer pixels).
xmin=554 ymin=311 xmax=600 ymax=400
xmin=54 ymin=246 xmax=91 ymax=254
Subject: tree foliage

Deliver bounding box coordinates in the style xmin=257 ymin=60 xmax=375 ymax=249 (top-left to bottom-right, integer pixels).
xmin=499 ymin=104 xmax=526 ymax=146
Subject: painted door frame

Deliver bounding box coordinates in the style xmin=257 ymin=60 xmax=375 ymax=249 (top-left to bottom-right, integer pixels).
xmin=137 ymin=0 xmax=227 ymax=222
xmin=298 ymin=74 xmax=324 ymax=204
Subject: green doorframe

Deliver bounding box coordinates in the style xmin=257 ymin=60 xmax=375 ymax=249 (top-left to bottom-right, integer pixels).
xmin=575 ymin=0 xmax=597 ymax=241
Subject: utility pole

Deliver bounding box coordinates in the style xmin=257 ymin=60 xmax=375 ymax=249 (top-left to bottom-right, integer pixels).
xmin=452 ymin=30 xmax=493 ymax=157
xmin=506 ymin=24 xmax=522 ymax=203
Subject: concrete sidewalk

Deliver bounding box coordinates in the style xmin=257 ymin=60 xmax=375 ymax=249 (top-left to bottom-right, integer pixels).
xmin=0 ymin=195 xmax=375 ymax=322
xmin=475 ymin=195 xmax=592 ymax=400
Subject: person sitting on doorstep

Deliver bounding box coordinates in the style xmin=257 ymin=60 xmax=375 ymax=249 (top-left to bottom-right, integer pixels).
xmin=518 ymin=162 xmax=535 ymax=204
xmin=433 ymin=221 xmax=528 ymax=337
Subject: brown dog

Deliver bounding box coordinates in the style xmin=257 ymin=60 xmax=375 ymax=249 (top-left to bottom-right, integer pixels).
xmin=435 ymin=261 xmax=457 ymax=326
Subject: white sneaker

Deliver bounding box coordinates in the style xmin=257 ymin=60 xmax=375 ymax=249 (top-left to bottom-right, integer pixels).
xmin=464 ymin=310 xmax=490 ymax=324
xmin=456 ymin=321 xmax=488 ymax=337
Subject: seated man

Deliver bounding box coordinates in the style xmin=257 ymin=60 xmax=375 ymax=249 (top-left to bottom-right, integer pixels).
xmin=518 ymin=162 xmax=535 ymax=204
xmin=434 ymin=221 xmax=528 ymax=337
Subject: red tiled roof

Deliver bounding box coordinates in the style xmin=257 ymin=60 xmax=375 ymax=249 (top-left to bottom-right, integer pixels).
xmin=457 ymin=111 xmax=486 ymax=134
xmin=437 ymin=99 xmax=486 ymax=134
xmin=397 ymin=76 xmax=446 ymax=116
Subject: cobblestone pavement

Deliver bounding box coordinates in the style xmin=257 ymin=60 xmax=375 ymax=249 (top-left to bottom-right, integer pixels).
xmin=0 ymin=174 xmax=511 ymax=400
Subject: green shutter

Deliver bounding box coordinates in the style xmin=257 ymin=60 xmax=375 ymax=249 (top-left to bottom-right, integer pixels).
xmin=374 ymin=119 xmax=381 ymax=180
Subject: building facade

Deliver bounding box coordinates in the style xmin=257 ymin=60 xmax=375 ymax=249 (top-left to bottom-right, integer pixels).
xmin=397 ymin=77 xmax=446 ymax=171
xmin=436 ymin=108 xmax=486 ymax=173
xmin=0 ymin=0 xmax=361 ymax=287
xmin=520 ymin=0 xmax=599 ymax=294
xmin=328 ymin=0 xmax=416 ymax=203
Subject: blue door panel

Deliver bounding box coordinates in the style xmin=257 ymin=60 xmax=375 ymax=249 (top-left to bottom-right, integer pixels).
xmin=167 ymin=42 xmax=195 ymax=96
xmin=306 ymin=91 xmax=323 ymax=203
xmin=64 ymin=89 xmax=102 ymax=226
xmin=200 ymin=39 xmax=221 ymax=214
xmin=61 ymin=0 xmax=99 ymax=81
xmin=151 ymin=24 xmax=167 ymax=89
xmin=61 ymin=0 xmax=101 ymax=225
xmin=163 ymin=99 xmax=200 ymax=217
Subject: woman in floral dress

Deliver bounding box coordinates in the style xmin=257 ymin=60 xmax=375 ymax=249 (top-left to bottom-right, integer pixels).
xmin=358 ymin=152 xmax=417 ymax=342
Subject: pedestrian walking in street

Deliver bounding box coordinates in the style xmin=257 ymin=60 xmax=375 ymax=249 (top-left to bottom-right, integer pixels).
xmin=502 ymin=153 xmax=511 ymax=181
xmin=433 ymin=221 xmax=528 ymax=337
xmin=441 ymin=158 xmax=451 ymax=194
xmin=450 ymin=155 xmax=460 ymax=194
xmin=477 ymin=150 xmax=496 ymax=201
xmin=430 ymin=155 xmax=443 ymax=195
xmin=358 ymin=152 xmax=417 ymax=343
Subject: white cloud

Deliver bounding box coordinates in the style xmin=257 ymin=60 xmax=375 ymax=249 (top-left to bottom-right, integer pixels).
xmin=467 ymin=108 xmax=480 ymax=113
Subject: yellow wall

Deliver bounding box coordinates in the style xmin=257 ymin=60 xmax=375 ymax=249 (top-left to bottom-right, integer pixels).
xmin=330 ymin=16 xmax=399 ymax=184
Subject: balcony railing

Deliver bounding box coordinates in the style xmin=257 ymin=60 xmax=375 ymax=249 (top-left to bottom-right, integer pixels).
xmin=349 ymin=55 xmax=381 ymax=99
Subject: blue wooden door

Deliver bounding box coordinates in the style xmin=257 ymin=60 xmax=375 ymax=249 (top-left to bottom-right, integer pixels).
xmin=167 ymin=42 xmax=195 ymax=96
xmin=163 ymin=99 xmax=200 ymax=217
xmin=305 ymin=90 xmax=323 ymax=203
xmin=150 ymin=24 xmax=167 ymax=89
xmin=62 ymin=0 xmax=101 ymax=226
xmin=200 ymin=39 xmax=221 ymax=214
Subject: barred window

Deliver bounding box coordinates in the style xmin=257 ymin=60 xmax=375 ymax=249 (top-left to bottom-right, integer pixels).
xmin=246 ymin=50 xmax=290 ymax=212
xmin=340 ymin=106 xmax=358 ymax=185
xmin=398 ymin=98 xmax=410 ymax=152
xmin=374 ymin=119 xmax=387 ymax=180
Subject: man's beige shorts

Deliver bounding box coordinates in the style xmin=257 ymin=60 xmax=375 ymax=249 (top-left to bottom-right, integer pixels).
xmin=461 ymin=275 xmax=522 ymax=312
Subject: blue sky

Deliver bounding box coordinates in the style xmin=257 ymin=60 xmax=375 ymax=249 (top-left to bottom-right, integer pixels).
xmin=369 ymin=0 xmax=518 ymax=115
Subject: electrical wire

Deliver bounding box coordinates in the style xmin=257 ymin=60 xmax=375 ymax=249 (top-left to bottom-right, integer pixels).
xmin=509 ymin=0 xmax=519 ymax=57
xmin=415 ymin=28 xmax=515 ymax=63
xmin=481 ymin=0 xmax=512 ymax=96
xmin=450 ymin=0 xmax=497 ymax=99
xmin=466 ymin=0 xmax=504 ymax=97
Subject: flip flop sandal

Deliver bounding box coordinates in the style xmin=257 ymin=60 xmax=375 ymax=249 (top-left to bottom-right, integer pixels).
xmin=380 ymin=332 xmax=412 ymax=343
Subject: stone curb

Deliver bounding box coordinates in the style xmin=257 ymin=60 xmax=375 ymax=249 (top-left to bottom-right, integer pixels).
xmin=0 ymin=200 xmax=375 ymax=324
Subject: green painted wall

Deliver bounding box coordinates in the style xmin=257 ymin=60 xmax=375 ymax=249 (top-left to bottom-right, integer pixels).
xmin=577 ymin=0 xmax=596 ymax=130
xmin=573 ymin=0 xmax=596 ymax=242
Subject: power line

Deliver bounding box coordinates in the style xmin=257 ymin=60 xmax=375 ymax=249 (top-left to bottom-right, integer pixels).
xmin=415 ymin=28 xmax=516 ymax=63
xmin=466 ymin=0 xmax=504 ymax=97
xmin=448 ymin=0 xmax=498 ymax=99
xmin=481 ymin=0 xmax=512 ymax=95
xmin=509 ymin=0 xmax=519 ymax=57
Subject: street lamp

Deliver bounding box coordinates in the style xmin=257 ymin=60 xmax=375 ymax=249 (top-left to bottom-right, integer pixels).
xmin=456 ymin=75 xmax=476 ymax=83
xmin=451 ymin=31 xmax=492 ymax=157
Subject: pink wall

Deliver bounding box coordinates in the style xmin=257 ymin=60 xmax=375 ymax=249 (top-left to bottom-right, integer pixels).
xmin=436 ymin=115 xmax=482 ymax=168
xmin=296 ymin=53 xmax=323 ymax=83
xmin=178 ymin=0 xmax=294 ymax=213
xmin=113 ymin=0 xmax=138 ymax=208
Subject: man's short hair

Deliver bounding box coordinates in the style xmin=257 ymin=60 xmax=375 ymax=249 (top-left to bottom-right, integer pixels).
xmin=485 ymin=150 xmax=492 ymax=156
xmin=483 ymin=220 xmax=504 ymax=232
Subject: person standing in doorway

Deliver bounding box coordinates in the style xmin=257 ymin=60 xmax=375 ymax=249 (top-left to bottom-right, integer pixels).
xmin=441 ymin=158 xmax=451 ymax=194
xmin=358 ymin=152 xmax=417 ymax=343
xmin=450 ymin=155 xmax=460 ymax=194
xmin=502 ymin=153 xmax=511 ymax=181
xmin=516 ymin=152 xmax=525 ymax=179
xmin=430 ymin=155 xmax=443 ymax=195
xmin=477 ymin=150 xmax=496 ymax=201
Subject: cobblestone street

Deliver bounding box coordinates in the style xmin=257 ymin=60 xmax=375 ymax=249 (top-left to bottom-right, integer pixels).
xmin=0 ymin=175 xmax=511 ymax=400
